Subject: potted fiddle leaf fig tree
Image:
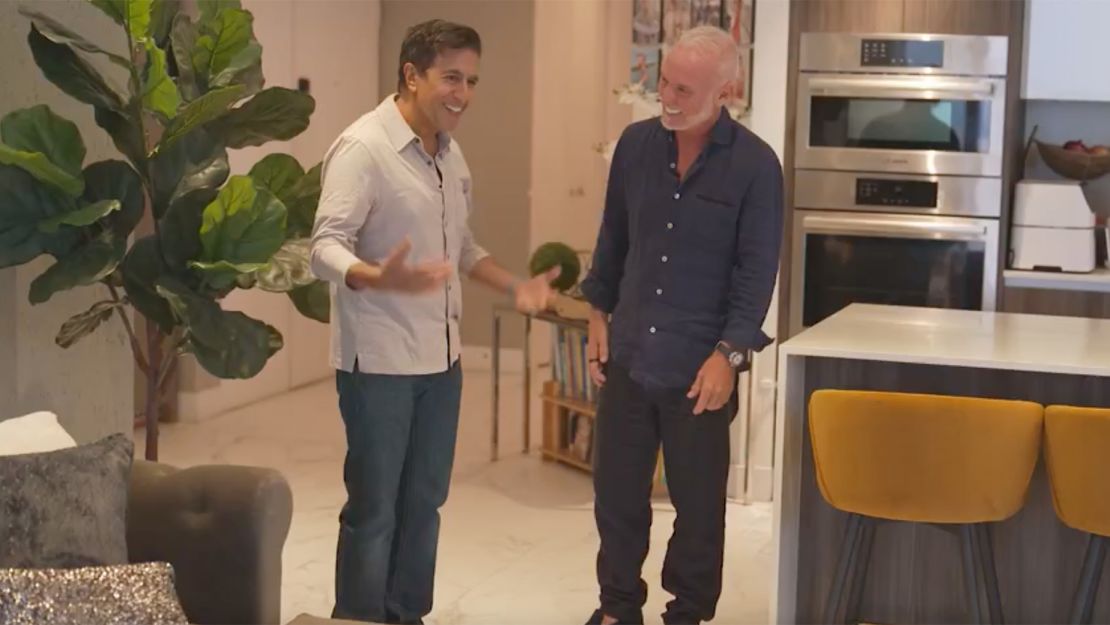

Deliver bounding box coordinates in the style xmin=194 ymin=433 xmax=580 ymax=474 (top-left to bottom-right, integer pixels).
xmin=0 ymin=0 xmax=331 ymax=460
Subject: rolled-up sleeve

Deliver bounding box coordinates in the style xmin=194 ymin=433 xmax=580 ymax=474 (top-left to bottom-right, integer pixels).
xmin=721 ymin=148 xmax=784 ymax=353
xmin=310 ymin=137 xmax=377 ymax=286
xmin=580 ymin=131 xmax=631 ymax=314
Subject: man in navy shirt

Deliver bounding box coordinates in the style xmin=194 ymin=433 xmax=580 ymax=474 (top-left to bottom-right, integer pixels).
xmin=580 ymin=25 xmax=783 ymax=625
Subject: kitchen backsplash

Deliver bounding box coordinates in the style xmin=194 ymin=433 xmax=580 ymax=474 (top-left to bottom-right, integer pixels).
xmin=1023 ymin=100 xmax=1110 ymax=216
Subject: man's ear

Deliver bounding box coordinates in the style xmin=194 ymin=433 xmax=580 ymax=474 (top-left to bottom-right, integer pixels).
xmin=403 ymin=62 xmax=419 ymax=92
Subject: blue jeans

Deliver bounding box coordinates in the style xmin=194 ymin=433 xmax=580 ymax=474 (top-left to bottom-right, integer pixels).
xmin=331 ymin=360 xmax=463 ymax=624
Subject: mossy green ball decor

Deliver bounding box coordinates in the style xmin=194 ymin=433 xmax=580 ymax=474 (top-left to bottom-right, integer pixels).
xmin=529 ymin=242 xmax=581 ymax=292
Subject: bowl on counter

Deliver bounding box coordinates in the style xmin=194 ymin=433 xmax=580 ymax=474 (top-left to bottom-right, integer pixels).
xmin=1035 ymin=140 xmax=1110 ymax=181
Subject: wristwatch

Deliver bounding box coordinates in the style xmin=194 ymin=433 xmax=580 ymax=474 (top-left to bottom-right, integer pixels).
xmin=715 ymin=340 xmax=747 ymax=369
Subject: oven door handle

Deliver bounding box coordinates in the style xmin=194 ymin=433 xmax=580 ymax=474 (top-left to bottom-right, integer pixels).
xmin=803 ymin=215 xmax=989 ymax=239
xmin=807 ymin=76 xmax=995 ymax=99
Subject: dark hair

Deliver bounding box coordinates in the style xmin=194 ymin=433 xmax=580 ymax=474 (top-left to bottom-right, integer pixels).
xmin=396 ymin=19 xmax=482 ymax=92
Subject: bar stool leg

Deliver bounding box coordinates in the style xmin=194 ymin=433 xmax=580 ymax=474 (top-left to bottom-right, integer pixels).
xmin=845 ymin=517 xmax=876 ymax=625
xmin=961 ymin=524 xmax=985 ymax=624
xmin=825 ymin=514 xmax=863 ymax=624
xmin=1071 ymin=534 xmax=1108 ymax=625
xmin=974 ymin=524 xmax=1003 ymax=624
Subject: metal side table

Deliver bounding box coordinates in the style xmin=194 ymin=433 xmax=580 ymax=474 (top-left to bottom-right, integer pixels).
xmin=490 ymin=304 xmax=587 ymax=461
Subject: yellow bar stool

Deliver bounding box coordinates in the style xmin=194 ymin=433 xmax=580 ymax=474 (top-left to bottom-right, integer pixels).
xmin=1044 ymin=405 xmax=1110 ymax=624
xmin=809 ymin=390 xmax=1044 ymax=624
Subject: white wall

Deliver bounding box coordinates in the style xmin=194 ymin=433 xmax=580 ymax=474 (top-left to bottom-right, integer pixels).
xmin=177 ymin=0 xmax=381 ymax=421
xmin=731 ymin=0 xmax=790 ymax=503
xmin=0 ymin=1 xmax=134 ymax=443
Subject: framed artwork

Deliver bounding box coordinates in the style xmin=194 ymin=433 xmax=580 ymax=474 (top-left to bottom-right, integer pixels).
xmin=662 ymin=0 xmax=692 ymax=47
xmin=630 ymin=46 xmax=661 ymax=92
xmin=632 ymin=0 xmax=662 ymax=46
xmin=723 ymin=0 xmax=755 ymax=47
xmin=626 ymin=0 xmax=755 ymax=119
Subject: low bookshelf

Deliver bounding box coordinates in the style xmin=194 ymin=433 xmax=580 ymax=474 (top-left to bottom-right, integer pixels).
xmin=540 ymin=323 xmax=667 ymax=497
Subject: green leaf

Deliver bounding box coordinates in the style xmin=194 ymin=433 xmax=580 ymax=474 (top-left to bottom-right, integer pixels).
xmin=0 ymin=144 xmax=84 ymax=197
xmin=211 ymin=40 xmax=261 ymax=90
xmin=249 ymin=153 xmax=303 ymax=203
xmin=289 ymin=280 xmax=329 ymax=323
xmin=252 ymin=238 xmax=313 ymax=292
xmin=92 ymin=108 xmax=145 ymax=169
xmin=155 ymin=131 xmax=228 ymax=219
xmin=127 ymin=0 xmax=153 ymax=43
xmin=39 ymin=199 xmax=121 ymax=232
xmin=209 ymin=87 xmax=314 ymax=149
xmin=150 ymin=0 xmax=180 ymax=46
xmin=82 ymin=160 xmax=144 ymax=238
xmin=155 ymin=275 xmax=281 ymax=378
xmin=285 ymin=162 xmax=321 ymax=237
xmin=1 ymin=105 xmax=86 ymax=180
xmin=158 ymin=196 xmax=204 ymax=271
xmin=121 ymin=235 xmax=176 ymax=332
xmin=198 ymin=175 xmax=286 ymax=268
xmin=28 ymin=24 xmax=125 ymax=114
xmin=188 ymin=258 xmax=267 ymax=291
xmin=192 ymin=8 xmax=254 ymax=89
xmin=170 ymin=14 xmax=200 ymax=101
xmin=88 ymin=0 xmax=126 ymax=25
xmin=56 ymin=299 xmax=124 ymax=348
xmin=197 ymin=0 xmax=242 ymax=21
xmin=0 ymin=165 xmax=70 ymax=268
xmin=18 ymin=7 xmax=130 ymax=68
xmin=142 ymin=42 xmax=180 ymax=118
xmin=157 ymin=84 xmax=245 ymax=152
xmin=29 ymin=232 xmax=125 ymax=304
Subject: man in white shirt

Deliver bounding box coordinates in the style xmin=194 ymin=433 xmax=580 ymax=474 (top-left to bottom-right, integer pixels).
xmin=310 ymin=19 xmax=558 ymax=624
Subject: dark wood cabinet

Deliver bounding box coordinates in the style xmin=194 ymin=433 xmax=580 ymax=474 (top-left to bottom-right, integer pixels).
xmin=793 ymin=0 xmax=903 ymax=33
xmin=793 ymin=0 xmax=1016 ymax=36
xmin=902 ymin=0 xmax=1014 ymax=36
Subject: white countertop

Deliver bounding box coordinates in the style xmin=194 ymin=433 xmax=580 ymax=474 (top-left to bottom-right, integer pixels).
xmin=779 ymin=304 xmax=1110 ymax=377
xmin=1004 ymin=267 xmax=1110 ymax=293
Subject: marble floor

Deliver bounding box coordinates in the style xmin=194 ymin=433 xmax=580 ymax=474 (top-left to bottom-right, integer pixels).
xmin=139 ymin=368 xmax=773 ymax=625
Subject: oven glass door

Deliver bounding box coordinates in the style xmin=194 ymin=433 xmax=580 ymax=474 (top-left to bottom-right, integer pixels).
xmin=803 ymin=233 xmax=985 ymax=328
xmin=796 ymin=74 xmax=1005 ymax=176
xmin=792 ymin=211 xmax=998 ymax=333
xmin=809 ymin=96 xmax=990 ymax=154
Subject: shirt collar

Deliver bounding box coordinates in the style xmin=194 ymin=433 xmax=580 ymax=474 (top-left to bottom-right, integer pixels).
xmin=378 ymin=94 xmax=453 ymax=156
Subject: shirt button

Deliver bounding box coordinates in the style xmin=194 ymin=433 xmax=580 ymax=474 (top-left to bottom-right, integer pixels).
xmin=673 ymin=193 xmax=680 ymax=200
xmin=656 ymin=288 xmax=663 ymax=295
xmin=670 ymin=162 xmax=676 ymax=169
xmin=667 ymin=222 xmax=674 ymax=230
xmin=661 ymin=255 xmax=668 ymax=263
xmin=649 ymin=326 xmax=657 ymax=334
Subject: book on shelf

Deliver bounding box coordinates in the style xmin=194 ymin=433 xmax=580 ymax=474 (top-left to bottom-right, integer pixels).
xmin=550 ymin=325 xmax=599 ymax=403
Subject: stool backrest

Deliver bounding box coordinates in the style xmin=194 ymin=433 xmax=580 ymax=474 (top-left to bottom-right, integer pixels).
xmin=1045 ymin=405 xmax=1110 ymax=538
xmin=809 ymin=390 xmax=1043 ymax=523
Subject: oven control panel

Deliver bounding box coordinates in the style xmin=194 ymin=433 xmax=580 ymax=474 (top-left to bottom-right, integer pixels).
xmin=855 ymin=178 xmax=939 ymax=208
xmin=860 ymin=39 xmax=944 ymax=68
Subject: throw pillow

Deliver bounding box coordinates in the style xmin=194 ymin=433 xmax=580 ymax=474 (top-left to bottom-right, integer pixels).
xmin=0 ymin=433 xmax=133 ymax=568
xmin=0 ymin=411 xmax=76 ymax=456
xmin=0 ymin=561 xmax=188 ymax=625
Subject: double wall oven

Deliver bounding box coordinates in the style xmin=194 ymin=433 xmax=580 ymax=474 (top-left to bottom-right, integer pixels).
xmin=789 ymin=33 xmax=1008 ymax=336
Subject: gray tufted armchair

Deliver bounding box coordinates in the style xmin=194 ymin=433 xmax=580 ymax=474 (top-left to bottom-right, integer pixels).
xmin=125 ymin=460 xmax=294 ymax=625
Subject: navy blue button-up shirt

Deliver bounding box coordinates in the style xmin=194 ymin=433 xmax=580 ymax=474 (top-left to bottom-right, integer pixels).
xmin=580 ymin=109 xmax=784 ymax=390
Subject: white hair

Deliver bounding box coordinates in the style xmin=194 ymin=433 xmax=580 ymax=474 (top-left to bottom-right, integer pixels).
xmin=672 ymin=25 xmax=739 ymax=88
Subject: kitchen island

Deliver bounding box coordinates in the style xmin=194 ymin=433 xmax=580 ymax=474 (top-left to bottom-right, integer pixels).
xmin=771 ymin=304 xmax=1110 ymax=624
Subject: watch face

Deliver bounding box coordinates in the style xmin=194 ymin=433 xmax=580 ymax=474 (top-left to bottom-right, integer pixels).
xmin=729 ymin=352 xmax=744 ymax=367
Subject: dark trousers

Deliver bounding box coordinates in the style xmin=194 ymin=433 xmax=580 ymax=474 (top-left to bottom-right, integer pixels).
xmin=331 ymin=361 xmax=463 ymax=624
xmin=594 ymin=363 xmax=736 ymax=625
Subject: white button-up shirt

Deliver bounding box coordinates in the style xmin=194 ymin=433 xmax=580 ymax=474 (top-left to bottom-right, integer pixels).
xmin=310 ymin=96 xmax=489 ymax=375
